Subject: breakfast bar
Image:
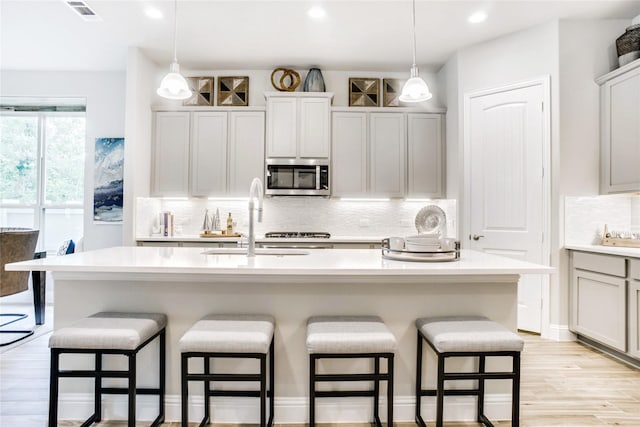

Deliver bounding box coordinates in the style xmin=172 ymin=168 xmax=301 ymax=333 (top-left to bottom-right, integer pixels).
xmin=7 ymin=246 xmax=553 ymax=423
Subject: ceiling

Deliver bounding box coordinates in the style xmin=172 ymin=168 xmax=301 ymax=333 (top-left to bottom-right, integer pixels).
xmin=1 ymin=0 xmax=640 ymax=72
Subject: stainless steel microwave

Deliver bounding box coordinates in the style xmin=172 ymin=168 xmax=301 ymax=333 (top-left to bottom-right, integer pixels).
xmin=265 ymin=159 xmax=330 ymax=196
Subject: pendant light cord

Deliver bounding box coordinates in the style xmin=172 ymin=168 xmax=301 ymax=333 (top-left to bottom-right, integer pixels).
xmin=411 ymin=0 xmax=417 ymax=68
xmin=172 ymin=0 xmax=178 ymax=63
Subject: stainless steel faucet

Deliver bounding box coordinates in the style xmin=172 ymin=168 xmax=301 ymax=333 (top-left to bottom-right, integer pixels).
xmin=247 ymin=177 xmax=264 ymax=257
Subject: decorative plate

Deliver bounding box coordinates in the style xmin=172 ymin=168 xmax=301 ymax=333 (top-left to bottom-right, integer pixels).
xmin=414 ymin=205 xmax=446 ymax=234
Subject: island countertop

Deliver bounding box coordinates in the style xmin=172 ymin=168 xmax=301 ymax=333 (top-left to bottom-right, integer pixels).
xmin=6 ymin=246 xmax=553 ymax=280
xmin=7 ymin=246 xmax=554 ymax=423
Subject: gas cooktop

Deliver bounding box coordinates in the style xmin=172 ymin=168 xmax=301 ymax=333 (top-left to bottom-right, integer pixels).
xmin=264 ymin=232 xmax=331 ymax=239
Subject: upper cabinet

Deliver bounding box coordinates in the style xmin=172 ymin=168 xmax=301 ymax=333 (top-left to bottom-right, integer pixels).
xmin=265 ymin=92 xmax=333 ymax=159
xmin=332 ymin=109 xmax=445 ymax=199
xmin=152 ymin=109 xmax=265 ymax=197
xmin=596 ymin=60 xmax=640 ymax=194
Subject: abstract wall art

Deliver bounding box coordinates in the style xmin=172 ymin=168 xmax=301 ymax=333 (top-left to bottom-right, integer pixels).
xmin=217 ymin=76 xmax=249 ymax=106
xmin=183 ymin=77 xmax=215 ymax=106
xmin=93 ymin=137 xmax=124 ymax=223
xmin=349 ymin=78 xmax=379 ymax=107
xmin=383 ymin=78 xmax=406 ymax=107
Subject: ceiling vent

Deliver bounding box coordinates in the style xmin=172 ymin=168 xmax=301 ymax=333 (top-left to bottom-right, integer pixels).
xmin=64 ymin=1 xmax=102 ymax=21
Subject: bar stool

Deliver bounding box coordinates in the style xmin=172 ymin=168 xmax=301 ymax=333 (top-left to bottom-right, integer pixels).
xmin=415 ymin=316 xmax=524 ymax=427
xmin=306 ymin=315 xmax=397 ymax=426
xmin=179 ymin=314 xmax=275 ymax=427
xmin=48 ymin=312 xmax=166 ymax=427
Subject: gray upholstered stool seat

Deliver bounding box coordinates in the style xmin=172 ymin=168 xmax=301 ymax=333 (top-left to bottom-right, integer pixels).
xmin=180 ymin=314 xmax=275 ymax=427
xmin=48 ymin=311 xmax=167 ymax=427
xmin=415 ymin=315 xmax=523 ymax=427
xmin=306 ymin=315 xmax=398 ymax=354
xmin=415 ymin=315 xmax=524 ymax=353
xmin=50 ymin=312 xmax=167 ymax=350
xmin=306 ymin=315 xmax=397 ymax=427
xmin=179 ymin=314 xmax=274 ymax=354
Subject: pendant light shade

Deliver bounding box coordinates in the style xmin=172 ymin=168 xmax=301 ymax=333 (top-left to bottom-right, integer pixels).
xmin=157 ymin=0 xmax=192 ymax=100
xmin=399 ymin=0 xmax=432 ymax=103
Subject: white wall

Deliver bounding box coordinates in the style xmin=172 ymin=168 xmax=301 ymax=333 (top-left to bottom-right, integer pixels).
xmin=0 ymin=70 xmax=126 ymax=251
xmin=122 ymin=48 xmax=157 ymax=246
xmin=439 ymin=19 xmax=631 ymax=336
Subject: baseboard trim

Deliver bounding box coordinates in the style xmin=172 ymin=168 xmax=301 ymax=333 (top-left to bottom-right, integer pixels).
xmin=57 ymin=393 xmax=515 ymax=423
xmin=546 ymin=323 xmax=575 ymax=341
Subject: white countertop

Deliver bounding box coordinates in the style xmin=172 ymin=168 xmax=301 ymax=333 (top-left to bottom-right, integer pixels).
xmin=565 ymin=244 xmax=640 ymax=259
xmin=136 ymin=235 xmax=385 ymax=244
xmin=7 ymin=246 xmax=553 ymax=278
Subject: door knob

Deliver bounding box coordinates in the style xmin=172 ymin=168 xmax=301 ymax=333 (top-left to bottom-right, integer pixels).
xmin=471 ymin=234 xmax=485 ymax=241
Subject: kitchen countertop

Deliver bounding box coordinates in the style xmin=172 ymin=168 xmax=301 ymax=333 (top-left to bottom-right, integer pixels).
xmin=136 ymin=235 xmax=386 ymax=244
xmin=565 ymin=244 xmax=640 ymax=259
xmin=7 ymin=246 xmax=553 ymax=280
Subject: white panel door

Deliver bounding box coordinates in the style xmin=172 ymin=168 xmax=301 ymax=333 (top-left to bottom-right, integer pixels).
xmin=369 ymin=113 xmax=405 ymax=197
xmin=152 ymin=112 xmax=190 ymax=196
xmin=190 ymin=112 xmax=227 ymax=197
xmin=266 ymin=97 xmax=297 ymax=158
xmin=468 ymin=83 xmax=544 ymax=333
xmin=332 ymin=112 xmax=367 ymax=197
xmin=228 ymin=111 xmax=265 ymax=196
xmin=299 ymin=97 xmax=330 ymax=158
xmin=407 ymin=113 xmax=444 ymax=198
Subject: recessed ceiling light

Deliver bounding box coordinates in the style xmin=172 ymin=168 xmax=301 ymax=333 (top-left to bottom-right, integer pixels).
xmin=468 ymin=11 xmax=487 ymax=24
xmin=145 ymin=7 xmax=163 ymax=19
xmin=308 ymin=6 xmax=326 ymax=19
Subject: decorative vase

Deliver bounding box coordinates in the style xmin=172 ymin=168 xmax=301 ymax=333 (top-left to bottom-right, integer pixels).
xmin=303 ymin=68 xmax=326 ymax=92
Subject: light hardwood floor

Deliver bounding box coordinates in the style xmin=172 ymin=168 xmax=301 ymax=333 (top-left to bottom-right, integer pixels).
xmin=1 ymin=329 xmax=639 ymax=426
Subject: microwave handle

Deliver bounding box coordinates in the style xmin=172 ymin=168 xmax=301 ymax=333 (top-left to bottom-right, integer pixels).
xmin=316 ymin=165 xmax=321 ymax=190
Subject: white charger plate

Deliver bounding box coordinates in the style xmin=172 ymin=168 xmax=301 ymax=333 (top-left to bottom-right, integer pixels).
xmin=415 ymin=205 xmax=446 ymax=234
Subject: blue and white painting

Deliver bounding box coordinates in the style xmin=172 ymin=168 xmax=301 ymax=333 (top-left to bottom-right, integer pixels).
xmin=93 ymin=137 xmax=124 ymax=222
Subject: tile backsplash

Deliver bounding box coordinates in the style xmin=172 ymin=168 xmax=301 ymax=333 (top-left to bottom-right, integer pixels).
xmin=564 ymin=194 xmax=639 ymax=245
xmin=136 ymin=197 xmax=457 ymax=239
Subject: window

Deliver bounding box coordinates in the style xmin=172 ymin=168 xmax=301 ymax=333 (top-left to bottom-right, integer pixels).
xmin=0 ymin=110 xmax=86 ymax=253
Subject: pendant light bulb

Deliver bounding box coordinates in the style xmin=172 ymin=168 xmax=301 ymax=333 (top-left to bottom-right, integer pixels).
xmin=157 ymin=0 xmax=192 ymax=100
xmin=399 ymin=0 xmax=432 ymax=103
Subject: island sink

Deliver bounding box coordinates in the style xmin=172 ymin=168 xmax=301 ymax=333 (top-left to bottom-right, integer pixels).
xmin=202 ymin=248 xmax=310 ymax=256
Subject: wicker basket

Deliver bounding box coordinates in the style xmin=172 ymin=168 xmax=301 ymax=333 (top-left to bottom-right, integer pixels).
xmin=616 ymin=24 xmax=640 ymax=66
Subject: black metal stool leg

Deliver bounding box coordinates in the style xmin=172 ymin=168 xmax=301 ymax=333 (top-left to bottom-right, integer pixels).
xmin=374 ymin=356 xmax=380 ymax=424
xmin=269 ymin=339 xmax=275 ymax=427
xmin=260 ymin=354 xmax=267 ymax=427
xmin=181 ymin=354 xmax=189 ymax=427
xmin=478 ymin=355 xmax=486 ymax=422
xmin=309 ymin=354 xmax=316 ymax=427
xmin=436 ymin=354 xmax=445 ymax=427
xmin=415 ymin=331 xmax=424 ymax=426
xmin=158 ymin=330 xmax=166 ymax=424
xmin=94 ymin=352 xmax=102 ymax=422
xmin=128 ymin=353 xmax=136 ymax=427
xmin=387 ymin=354 xmax=394 ymax=427
xmin=513 ymin=352 xmax=521 ymax=427
xmin=204 ymin=356 xmax=211 ymax=424
xmin=48 ymin=349 xmax=60 ymax=427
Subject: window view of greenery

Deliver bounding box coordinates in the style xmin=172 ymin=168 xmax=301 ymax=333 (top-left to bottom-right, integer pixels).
xmin=0 ymin=112 xmax=85 ymax=252
xmin=0 ymin=116 xmax=38 ymax=204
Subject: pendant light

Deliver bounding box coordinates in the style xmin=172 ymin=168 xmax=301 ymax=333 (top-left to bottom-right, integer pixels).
xmin=399 ymin=0 xmax=432 ymax=103
xmin=156 ymin=0 xmax=192 ymax=100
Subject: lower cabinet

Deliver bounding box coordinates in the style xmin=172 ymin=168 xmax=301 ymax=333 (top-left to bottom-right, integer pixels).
xmin=630 ymin=260 xmax=640 ymax=359
xmin=570 ymin=250 xmax=640 ymax=360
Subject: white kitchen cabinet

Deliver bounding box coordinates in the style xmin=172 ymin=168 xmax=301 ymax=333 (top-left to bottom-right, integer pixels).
xmin=333 ymin=110 xmax=444 ymax=199
xmin=265 ymin=92 xmax=333 ymax=159
xmin=370 ymin=112 xmax=405 ymax=197
xmin=596 ymin=60 xmax=640 ymax=194
xmin=570 ymin=251 xmax=628 ymax=353
xmin=152 ymin=112 xmax=190 ymax=196
xmin=190 ymin=112 xmax=227 ymax=196
xmin=152 ymin=110 xmax=264 ymax=197
xmin=407 ymin=113 xmax=445 ymax=198
xmin=332 ymin=112 xmax=367 ymax=197
xmin=630 ymin=260 xmax=640 ymax=359
xmin=227 ymin=111 xmax=265 ymax=195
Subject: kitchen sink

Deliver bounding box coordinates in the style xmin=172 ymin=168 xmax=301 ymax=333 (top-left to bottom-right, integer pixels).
xmin=202 ymin=248 xmax=310 ymax=256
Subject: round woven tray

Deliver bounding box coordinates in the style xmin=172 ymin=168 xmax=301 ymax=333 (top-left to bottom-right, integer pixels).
xmin=616 ymin=24 xmax=640 ymax=57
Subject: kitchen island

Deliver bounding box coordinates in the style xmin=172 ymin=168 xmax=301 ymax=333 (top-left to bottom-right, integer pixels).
xmin=7 ymin=246 xmax=553 ymax=423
